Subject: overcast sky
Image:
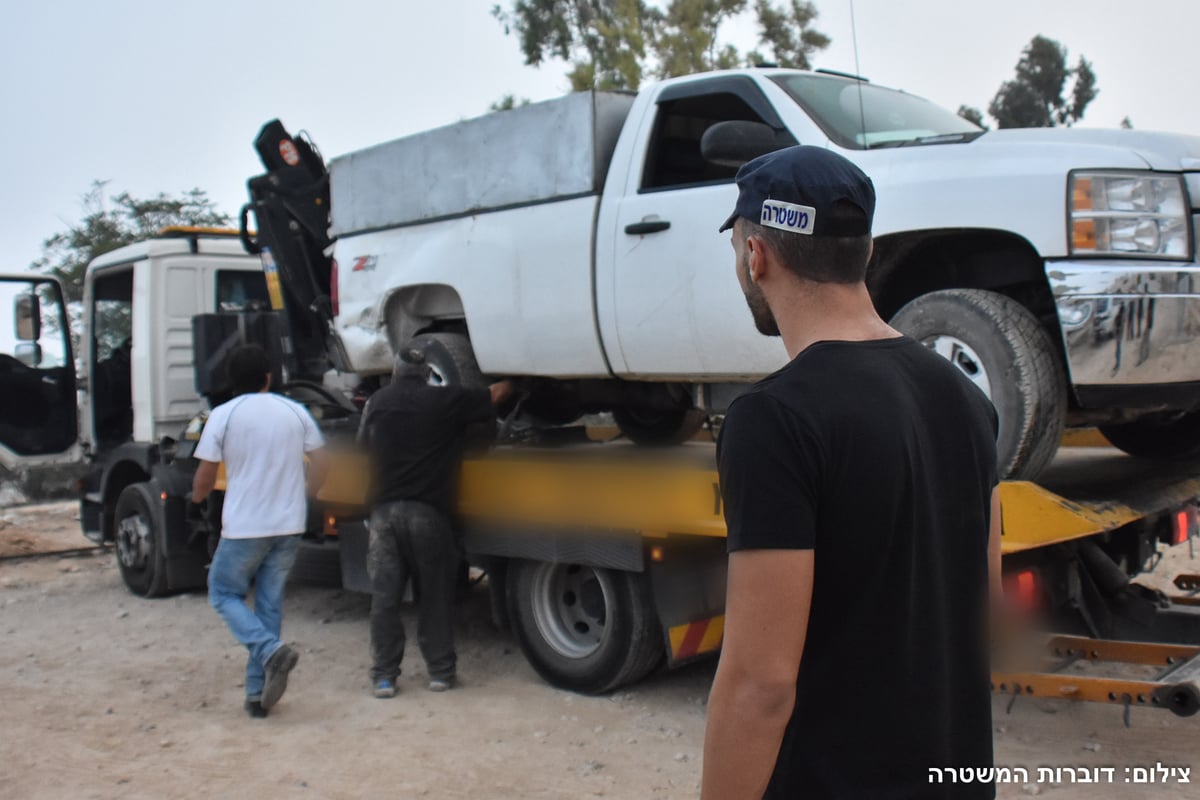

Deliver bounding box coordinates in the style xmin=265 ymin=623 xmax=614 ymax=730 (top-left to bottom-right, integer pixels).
xmin=2 ymin=0 xmax=1197 ymax=276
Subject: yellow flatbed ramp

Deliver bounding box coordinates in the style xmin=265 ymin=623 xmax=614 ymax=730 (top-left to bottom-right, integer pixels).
xmin=316 ymin=442 xmax=1200 ymax=706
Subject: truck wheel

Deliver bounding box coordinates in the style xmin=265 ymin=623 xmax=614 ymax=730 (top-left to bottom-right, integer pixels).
xmin=113 ymin=482 xmax=169 ymax=598
xmin=1099 ymin=412 xmax=1200 ymax=461
xmin=890 ymin=289 xmax=1066 ymax=480
xmin=507 ymin=559 xmax=664 ymax=694
xmin=614 ymin=407 xmax=705 ymax=445
xmin=408 ymin=332 xmax=486 ymax=390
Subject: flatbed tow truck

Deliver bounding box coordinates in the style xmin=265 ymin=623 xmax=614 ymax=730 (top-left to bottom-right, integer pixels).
xmin=3 ymin=238 xmax=1199 ymax=717
xmin=297 ymin=430 xmax=1200 ymax=714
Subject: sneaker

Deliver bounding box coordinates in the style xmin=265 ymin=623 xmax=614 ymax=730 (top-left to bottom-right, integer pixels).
xmin=428 ymin=676 xmax=455 ymax=692
xmin=261 ymin=644 xmax=299 ymax=710
xmin=373 ymin=679 xmax=397 ymax=699
xmin=244 ymin=697 xmax=268 ymax=719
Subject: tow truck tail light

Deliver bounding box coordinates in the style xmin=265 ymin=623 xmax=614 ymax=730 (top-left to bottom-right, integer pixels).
xmin=1003 ymin=569 xmax=1040 ymax=613
xmin=1170 ymin=506 xmax=1197 ymax=546
xmin=330 ymin=259 xmax=339 ymax=317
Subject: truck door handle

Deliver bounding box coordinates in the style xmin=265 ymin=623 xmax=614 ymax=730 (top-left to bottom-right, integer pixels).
xmin=625 ymin=220 xmax=671 ymax=235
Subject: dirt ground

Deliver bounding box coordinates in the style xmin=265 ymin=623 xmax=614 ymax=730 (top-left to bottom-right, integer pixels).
xmin=1 ymin=502 xmax=1197 ymax=799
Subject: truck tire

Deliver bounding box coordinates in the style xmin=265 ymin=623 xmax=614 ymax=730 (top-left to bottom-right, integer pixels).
xmin=1099 ymin=412 xmax=1200 ymax=461
xmin=613 ymin=407 xmax=706 ymax=446
xmin=507 ymin=559 xmax=664 ymax=694
xmin=408 ymin=332 xmax=486 ymax=390
xmin=113 ymin=482 xmax=169 ymax=598
xmin=890 ymin=289 xmax=1066 ymax=480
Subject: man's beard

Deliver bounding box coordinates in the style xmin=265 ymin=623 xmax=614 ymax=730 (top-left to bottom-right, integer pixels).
xmin=741 ymin=251 xmax=780 ymax=337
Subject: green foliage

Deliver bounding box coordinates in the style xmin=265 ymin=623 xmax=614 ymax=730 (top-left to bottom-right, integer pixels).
xmin=490 ymin=94 xmax=533 ymax=111
xmin=492 ymin=0 xmax=657 ymax=91
xmin=653 ymin=0 xmax=746 ymax=79
xmin=987 ymin=36 xmax=1098 ymax=129
xmin=32 ymin=181 xmax=230 ymax=303
xmin=747 ymin=0 xmax=829 ymax=70
xmin=493 ymin=0 xmax=830 ymax=89
xmin=956 ymin=105 xmax=988 ymax=130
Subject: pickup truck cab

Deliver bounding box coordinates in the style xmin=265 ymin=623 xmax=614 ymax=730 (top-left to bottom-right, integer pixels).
xmin=245 ymin=68 xmax=1200 ymax=479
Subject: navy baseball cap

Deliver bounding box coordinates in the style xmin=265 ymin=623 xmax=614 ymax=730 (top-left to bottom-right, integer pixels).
xmin=718 ymin=145 xmax=876 ymax=237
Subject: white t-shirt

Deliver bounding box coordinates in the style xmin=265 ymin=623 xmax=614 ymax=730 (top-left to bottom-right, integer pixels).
xmin=194 ymin=392 xmax=324 ymax=539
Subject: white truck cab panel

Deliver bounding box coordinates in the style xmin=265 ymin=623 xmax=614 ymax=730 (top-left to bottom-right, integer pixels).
xmin=0 ymin=234 xmax=264 ymax=471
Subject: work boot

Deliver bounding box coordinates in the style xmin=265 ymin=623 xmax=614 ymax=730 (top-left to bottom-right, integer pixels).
xmin=428 ymin=676 xmax=455 ymax=692
xmin=261 ymin=644 xmax=299 ymax=710
xmin=244 ymin=697 xmax=268 ymax=719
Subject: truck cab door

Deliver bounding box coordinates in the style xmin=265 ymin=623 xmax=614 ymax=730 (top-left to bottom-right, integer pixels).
xmin=601 ymin=77 xmax=797 ymax=379
xmin=0 ymin=275 xmax=79 ymax=468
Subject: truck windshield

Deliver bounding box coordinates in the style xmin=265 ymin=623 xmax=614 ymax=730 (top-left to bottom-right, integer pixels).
xmin=771 ymin=74 xmax=982 ymax=150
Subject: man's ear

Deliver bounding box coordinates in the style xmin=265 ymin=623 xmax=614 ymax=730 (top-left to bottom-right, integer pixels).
xmin=746 ymin=235 xmax=768 ymax=283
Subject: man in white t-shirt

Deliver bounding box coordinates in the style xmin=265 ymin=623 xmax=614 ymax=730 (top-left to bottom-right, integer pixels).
xmin=192 ymin=344 xmax=328 ymax=718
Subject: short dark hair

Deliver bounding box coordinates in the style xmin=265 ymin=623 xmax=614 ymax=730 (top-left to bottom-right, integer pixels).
xmin=743 ymin=200 xmax=873 ymax=284
xmin=226 ymin=344 xmax=271 ymax=396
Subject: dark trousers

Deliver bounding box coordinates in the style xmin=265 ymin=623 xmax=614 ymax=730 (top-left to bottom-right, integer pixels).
xmin=367 ymin=500 xmax=458 ymax=682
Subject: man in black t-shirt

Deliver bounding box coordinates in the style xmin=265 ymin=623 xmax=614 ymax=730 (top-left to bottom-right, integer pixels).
xmin=358 ymin=347 xmax=512 ymax=697
xmin=701 ymin=147 xmax=1001 ymax=799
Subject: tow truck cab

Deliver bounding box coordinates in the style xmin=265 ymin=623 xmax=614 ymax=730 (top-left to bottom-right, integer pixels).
xmin=1 ymin=230 xmax=270 ymax=591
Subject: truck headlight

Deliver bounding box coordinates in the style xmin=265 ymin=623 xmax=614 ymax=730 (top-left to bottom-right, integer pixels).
xmin=1069 ymin=171 xmax=1190 ymax=259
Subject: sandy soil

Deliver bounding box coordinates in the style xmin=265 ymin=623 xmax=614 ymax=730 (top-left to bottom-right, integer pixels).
xmin=1 ymin=502 xmax=1197 ymax=799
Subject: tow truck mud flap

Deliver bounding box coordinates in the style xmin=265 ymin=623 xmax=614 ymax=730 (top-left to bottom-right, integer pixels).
xmin=161 ymin=494 xmax=207 ymax=591
xmin=336 ymin=520 xmax=371 ymax=594
xmin=648 ymin=543 xmax=728 ymax=667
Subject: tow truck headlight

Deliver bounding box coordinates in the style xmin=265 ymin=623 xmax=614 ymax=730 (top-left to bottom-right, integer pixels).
xmin=1069 ymin=171 xmax=1190 ymax=259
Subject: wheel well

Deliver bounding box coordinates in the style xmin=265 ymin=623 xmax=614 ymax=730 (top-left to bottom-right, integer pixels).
xmin=383 ymin=284 xmax=467 ymax=352
xmin=868 ymin=229 xmax=1065 ymax=363
xmin=101 ymin=461 xmax=151 ymax=539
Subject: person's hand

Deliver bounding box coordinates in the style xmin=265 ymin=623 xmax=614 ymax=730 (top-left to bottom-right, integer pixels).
xmin=489 ymin=379 xmax=515 ymax=406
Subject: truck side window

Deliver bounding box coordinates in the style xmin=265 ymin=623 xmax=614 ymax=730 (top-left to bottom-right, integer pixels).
xmin=91 ymin=270 xmax=134 ymax=445
xmin=216 ymin=270 xmax=271 ymax=311
xmin=641 ymin=93 xmax=769 ymax=191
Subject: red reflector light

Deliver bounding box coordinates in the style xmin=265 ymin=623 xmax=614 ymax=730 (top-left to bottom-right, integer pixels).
xmin=330 ymin=259 xmax=339 ymax=317
xmin=1003 ymin=569 xmax=1040 ymax=613
xmin=1172 ymin=507 xmax=1196 ymax=546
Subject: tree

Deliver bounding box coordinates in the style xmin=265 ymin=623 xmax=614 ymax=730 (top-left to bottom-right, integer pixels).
xmin=493 ymin=0 xmax=830 ymax=89
xmin=956 ymin=105 xmax=988 ymax=130
xmin=987 ymin=36 xmax=1098 ymax=129
xmin=652 ymin=0 xmax=747 ymax=79
xmin=32 ymin=182 xmax=230 ymax=303
xmin=490 ymin=94 xmax=533 ymax=111
xmin=748 ymin=0 xmax=830 ymax=70
xmin=492 ymin=0 xmax=658 ymax=91
xmin=1120 ymin=115 xmax=1133 ymax=130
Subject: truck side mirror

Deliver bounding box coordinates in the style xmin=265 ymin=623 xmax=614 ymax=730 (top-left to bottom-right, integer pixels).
xmin=700 ymin=121 xmax=796 ymax=168
xmin=14 ymin=292 xmax=40 ymax=341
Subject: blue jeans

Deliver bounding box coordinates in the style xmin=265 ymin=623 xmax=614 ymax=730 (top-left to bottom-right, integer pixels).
xmin=208 ymin=534 xmax=301 ymax=699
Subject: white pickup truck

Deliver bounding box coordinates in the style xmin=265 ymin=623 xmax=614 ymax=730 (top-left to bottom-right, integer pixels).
xmin=244 ymin=67 xmax=1200 ymax=479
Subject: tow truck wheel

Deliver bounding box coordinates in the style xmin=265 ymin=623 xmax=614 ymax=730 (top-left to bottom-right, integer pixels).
xmin=507 ymin=560 xmax=663 ymax=694
xmin=113 ymin=482 xmax=169 ymax=598
xmin=1099 ymin=411 xmax=1200 ymax=461
xmin=613 ymin=407 xmax=706 ymax=446
xmin=890 ymin=288 xmax=1067 ymax=480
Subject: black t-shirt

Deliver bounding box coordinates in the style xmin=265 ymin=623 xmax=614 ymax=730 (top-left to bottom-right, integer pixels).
xmin=359 ymin=379 xmax=494 ymax=512
xmin=717 ymin=336 xmax=998 ymax=800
